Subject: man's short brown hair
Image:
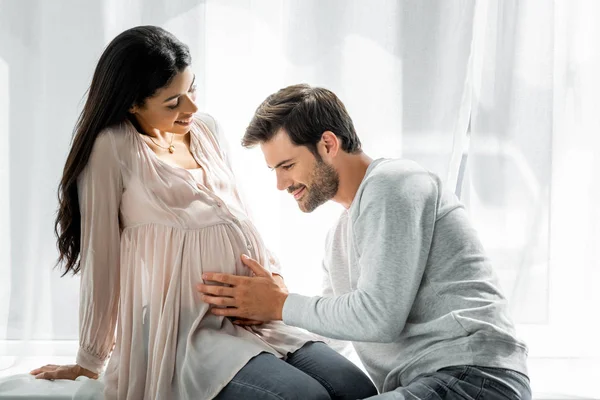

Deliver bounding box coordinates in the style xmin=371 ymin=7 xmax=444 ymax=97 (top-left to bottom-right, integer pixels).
xmin=242 ymin=84 xmax=362 ymax=156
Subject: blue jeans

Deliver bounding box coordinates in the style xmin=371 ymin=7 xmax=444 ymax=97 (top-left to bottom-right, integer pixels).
xmin=215 ymin=341 xmax=378 ymax=399
xmin=368 ymin=365 xmax=531 ymax=400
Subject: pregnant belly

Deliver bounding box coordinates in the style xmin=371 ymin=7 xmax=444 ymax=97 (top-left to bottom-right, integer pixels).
xmin=185 ymin=222 xmax=254 ymax=281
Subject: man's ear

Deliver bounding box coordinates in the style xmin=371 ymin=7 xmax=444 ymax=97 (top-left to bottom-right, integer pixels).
xmin=320 ymin=131 xmax=340 ymax=158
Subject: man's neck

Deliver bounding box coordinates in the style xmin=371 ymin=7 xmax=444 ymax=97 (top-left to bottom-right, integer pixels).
xmin=332 ymin=152 xmax=374 ymax=209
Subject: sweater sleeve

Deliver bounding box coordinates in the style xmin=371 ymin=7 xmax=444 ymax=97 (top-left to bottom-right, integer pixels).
xmin=312 ymin=260 xmax=354 ymax=356
xmin=282 ymin=170 xmax=439 ymax=342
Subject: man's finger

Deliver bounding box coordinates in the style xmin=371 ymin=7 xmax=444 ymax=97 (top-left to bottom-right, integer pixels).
xmin=233 ymin=319 xmax=263 ymax=326
xmin=211 ymin=307 xmax=247 ymax=318
xmin=201 ymin=295 xmax=236 ymax=307
xmin=240 ymin=255 xmax=270 ymax=277
xmin=202 ymin=272 xmax=241 ymax=285
xmin=197 ymin=284 xmax=234 ymax=297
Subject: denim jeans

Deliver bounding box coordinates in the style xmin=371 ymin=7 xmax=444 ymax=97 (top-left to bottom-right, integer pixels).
xmin=215 ymin=341 xmax=378 ymax=399
xmin=368 ymin=365 xmax=531 ymax=400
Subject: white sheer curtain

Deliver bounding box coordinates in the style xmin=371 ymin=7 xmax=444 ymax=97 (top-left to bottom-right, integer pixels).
xmin=0 ymin=0 xmax=598 ymax=382
xmin=460 ymin=0 xmax=600 ymax=361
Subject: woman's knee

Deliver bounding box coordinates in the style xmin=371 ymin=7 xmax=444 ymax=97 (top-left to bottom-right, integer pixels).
xmin=218 ymin=378 xmax=330 ymax=400
xmin=288 ymin=342 xmax=378 ymax=399
xmin=331 ymin=364 xmax=378 ymax=399
xmin=216 ymin=353 xmax=331 ymax=400
xmin=289 ymin=378 xmax=331 ymax=400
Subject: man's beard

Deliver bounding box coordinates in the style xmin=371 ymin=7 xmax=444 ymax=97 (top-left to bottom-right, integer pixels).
xmin=295 ymin=159 xmax=339 ymax=213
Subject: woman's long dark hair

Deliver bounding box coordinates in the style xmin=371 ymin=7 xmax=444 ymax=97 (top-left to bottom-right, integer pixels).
xmin=56 ymin=26 xmax=191 ymax=275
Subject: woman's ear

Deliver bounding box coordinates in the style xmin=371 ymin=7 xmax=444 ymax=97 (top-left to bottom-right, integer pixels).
xmin=129 ymin=104 xmax=138 ymax=114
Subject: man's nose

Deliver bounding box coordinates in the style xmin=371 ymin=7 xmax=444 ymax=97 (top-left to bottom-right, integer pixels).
xmin=276 ymin=171 xmax=291 ymax=191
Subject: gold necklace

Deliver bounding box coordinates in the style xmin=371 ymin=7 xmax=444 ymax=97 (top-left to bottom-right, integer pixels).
xmin=148 ymin=133 xmax=175 ymax=153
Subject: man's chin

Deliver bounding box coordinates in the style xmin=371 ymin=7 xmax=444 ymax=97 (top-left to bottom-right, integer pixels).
xmin=296 ymin=199 xmax=311 ymax=213
xmin=298 ymin=205 xmax=312 ymax=213
xmin=297 ymin=198 xmax=324 ymax=213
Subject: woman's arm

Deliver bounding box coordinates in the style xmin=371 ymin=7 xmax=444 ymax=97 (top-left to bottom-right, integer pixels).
xmin=32 ymin=131 xmax=123 ymax=380
xmin=75 ymin=131 xmax=122 ymax=373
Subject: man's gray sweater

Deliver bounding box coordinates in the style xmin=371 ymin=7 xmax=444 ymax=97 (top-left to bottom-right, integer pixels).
xmin=283 ymin=158 xmax=528 ymax=392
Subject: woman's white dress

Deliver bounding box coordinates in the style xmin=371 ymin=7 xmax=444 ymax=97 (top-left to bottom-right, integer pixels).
xmin=75 ymin=113 xmax=316 ymax=399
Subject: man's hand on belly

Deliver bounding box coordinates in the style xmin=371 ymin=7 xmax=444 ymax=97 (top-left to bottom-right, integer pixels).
xmin=229 ymin=317 xmax=263 ymax=326
xmin=229 ymin=275 xmax=286 ymax=326
xmin=272 ymin=273 xmax=288 ymax=292
xmin=197 ymin=255 xmax=288 ymax=322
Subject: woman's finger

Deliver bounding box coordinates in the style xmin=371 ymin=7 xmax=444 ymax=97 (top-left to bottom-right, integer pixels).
xmin=30 ymin=365 xmax=57 ymax=375
xmin=36 ymin=367 xmax=77 ymax=380
xmin=35 ymin=372 xmax=52 ymax=380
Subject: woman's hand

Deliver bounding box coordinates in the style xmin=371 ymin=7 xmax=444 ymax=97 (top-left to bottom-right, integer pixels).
xmin=30 ymin=364 xmax=98 ymax=380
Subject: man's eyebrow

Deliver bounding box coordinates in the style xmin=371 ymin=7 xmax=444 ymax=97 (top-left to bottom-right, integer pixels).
xmin=163 ymin=75 xmax=196 ymax=103
xmin=269 ymin=158 xmax=294 ymax=170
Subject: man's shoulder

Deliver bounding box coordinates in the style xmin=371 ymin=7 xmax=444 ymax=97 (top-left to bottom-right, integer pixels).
xmin=358 ymin=159 xmax=440 ymax=203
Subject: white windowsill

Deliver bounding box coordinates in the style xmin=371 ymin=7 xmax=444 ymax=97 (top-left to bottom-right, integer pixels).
xmin=1 ymin=341 xmax=598 ymax=399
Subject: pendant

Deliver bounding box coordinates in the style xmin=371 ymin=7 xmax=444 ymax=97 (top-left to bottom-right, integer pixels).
xmin=168 ymin=145 xmax=175 ymax=154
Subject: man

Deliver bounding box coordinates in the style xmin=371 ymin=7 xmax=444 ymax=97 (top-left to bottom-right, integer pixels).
xmin=198 ymin=84 xmax=531 ymax=399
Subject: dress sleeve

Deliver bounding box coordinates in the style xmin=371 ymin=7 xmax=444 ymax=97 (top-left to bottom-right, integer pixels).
xmin=75 ymin=131 xmax=122 ymax=374
xmin=198 ymin=114 xmax=284 ymax=276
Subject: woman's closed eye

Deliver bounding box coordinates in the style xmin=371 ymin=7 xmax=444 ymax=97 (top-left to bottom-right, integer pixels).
xmin=167 ymin=85 xmax=197 ymax=109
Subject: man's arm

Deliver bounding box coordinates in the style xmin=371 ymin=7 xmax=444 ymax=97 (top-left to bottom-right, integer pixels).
xmin=282 ymin=171 xmax=439 ymax=342
xmin=312 ymin=260 xmax=354 ymax=357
